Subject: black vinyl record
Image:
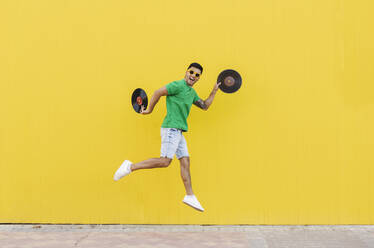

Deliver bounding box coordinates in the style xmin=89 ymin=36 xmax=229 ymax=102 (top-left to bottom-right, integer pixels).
xmin=217 ymin=69 xmax=242 ymax=93
xmin=131 ymin=88 xmax=148 ymax=113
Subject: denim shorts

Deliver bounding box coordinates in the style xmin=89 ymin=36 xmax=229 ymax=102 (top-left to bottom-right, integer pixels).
xmin=160 ymin=128 xmax=189 ymax=159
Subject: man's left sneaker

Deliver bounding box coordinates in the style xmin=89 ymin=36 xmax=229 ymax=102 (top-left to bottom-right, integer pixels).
xmin=113 ymin=160 xmax=132 ymax=181
xmin=182 ymin=195 xmax=204 ymax=212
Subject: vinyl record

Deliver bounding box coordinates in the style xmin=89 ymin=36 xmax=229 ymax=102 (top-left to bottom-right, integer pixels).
xmin=131 ymin=88 xmax=148 ymax=113
xmin=217 ymin=69 xmax=242 ymax=93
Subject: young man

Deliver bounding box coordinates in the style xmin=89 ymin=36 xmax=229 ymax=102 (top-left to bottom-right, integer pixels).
xmin=114 ymin=63 xmax=221 ymax=212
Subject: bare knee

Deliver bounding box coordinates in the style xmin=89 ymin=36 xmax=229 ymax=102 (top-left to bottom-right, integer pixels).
xmin=179 ymin=157 xmax=190 ymax=168
xmin=159 ymin=157 xmax=172 ymax=168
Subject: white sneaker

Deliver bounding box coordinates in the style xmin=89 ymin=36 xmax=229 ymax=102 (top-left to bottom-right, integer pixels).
xmin=113 ymin=160 xmax=132 ymax=181
xmin=182 ymin=195 xmax=204 ymax=212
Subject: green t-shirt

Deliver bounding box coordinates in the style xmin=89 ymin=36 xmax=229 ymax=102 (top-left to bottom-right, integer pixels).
xmin=161 ymin=79 xmax=200 ymax=131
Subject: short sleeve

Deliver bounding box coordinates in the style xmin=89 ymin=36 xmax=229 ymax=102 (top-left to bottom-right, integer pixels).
xmin=165 ymin=81 xmax=181 ymax=96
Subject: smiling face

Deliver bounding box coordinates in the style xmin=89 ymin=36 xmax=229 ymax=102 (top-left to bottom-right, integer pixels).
xmin=184 ymin=67 xmax=202 ymax=86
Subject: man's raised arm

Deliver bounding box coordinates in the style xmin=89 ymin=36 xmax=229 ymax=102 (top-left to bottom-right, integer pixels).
xmin=193 ymin=82 xmax=221 ymax=111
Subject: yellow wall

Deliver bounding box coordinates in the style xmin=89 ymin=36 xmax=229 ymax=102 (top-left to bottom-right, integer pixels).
xmin=1 ymin=0 xmax=374 ymax=224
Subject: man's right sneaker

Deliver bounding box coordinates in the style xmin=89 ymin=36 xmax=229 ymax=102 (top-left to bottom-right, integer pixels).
xmin=113 ymin=160 xmax=132 ymax=181
xmin=182 ymin=195 xmax=204 ymax=212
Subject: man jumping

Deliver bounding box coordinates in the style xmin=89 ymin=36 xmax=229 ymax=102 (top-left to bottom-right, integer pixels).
xmin=114 ymin=63 xmax=220 ymax=212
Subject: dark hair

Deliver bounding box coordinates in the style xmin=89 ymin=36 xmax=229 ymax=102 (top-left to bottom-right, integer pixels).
xmin=187 ymin=63 xmax=203 ymax=74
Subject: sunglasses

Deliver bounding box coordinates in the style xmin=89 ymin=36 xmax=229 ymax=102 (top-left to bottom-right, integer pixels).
xmin=188 ymin=70 xmax=201 ymax=77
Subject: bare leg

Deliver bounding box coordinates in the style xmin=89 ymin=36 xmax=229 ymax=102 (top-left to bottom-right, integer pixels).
xmin=131 ymin=157 xmax=172 ymax=172
xmin=179 ymin=157 xmax=193 ymax=195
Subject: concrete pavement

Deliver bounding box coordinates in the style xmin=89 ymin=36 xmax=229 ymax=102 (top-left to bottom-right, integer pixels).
xmin=1 ymin=225 xmax=374 ymax=248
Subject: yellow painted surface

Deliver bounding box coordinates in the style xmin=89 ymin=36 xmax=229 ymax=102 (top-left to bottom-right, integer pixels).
xmin=1 ymin=0 xmax=374 ymax=224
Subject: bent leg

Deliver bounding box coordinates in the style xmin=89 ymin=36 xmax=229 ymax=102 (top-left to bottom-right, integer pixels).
xmin=179 ymin=157 xmax=193 ymax=195
xmin=131 ymin=157 xmax=172 ymax=171
xmin=130 ymin=128 xmax=182 ymax=172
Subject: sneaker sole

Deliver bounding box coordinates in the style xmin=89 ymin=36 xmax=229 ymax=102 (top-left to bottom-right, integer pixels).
xmin=113 ymin=160 xmax=132 ymax=181
xmin=113 ymin=171 xmax=129 ymax=181
xmin=182 ymin=200 xmax=204 ymax=212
